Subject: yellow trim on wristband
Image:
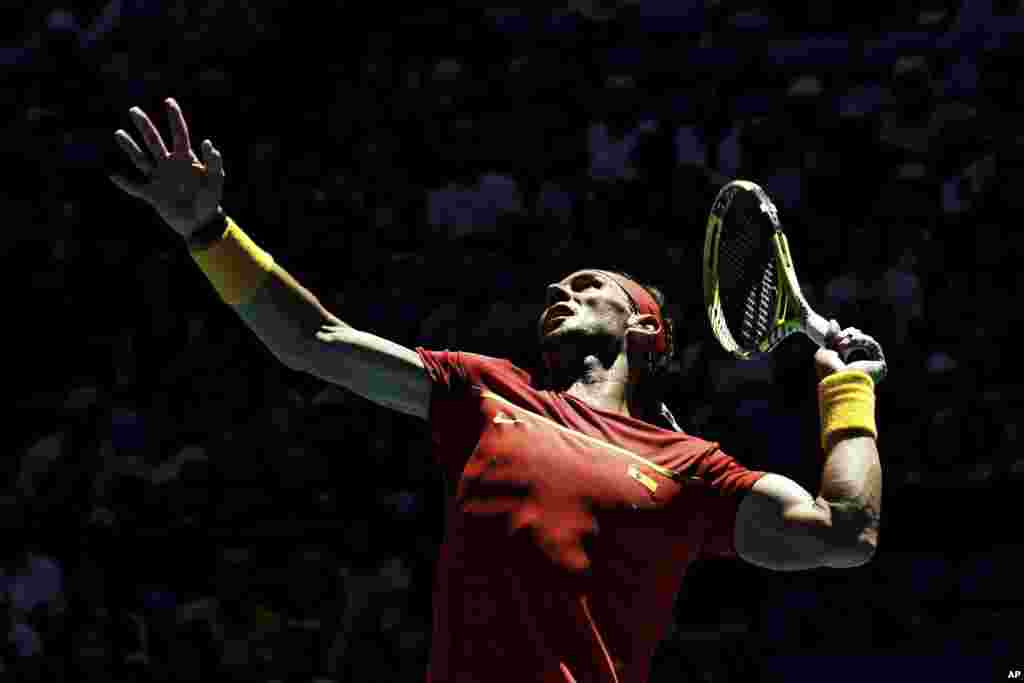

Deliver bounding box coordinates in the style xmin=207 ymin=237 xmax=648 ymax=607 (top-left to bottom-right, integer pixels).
xmin=818 ymin=370 xmax=877 ymax=451
xmin=189 ymin=217 xmax=275 ymax=305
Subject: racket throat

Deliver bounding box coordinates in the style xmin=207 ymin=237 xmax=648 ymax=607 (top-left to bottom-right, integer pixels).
xmin=772 ymin=231 xmax=831 ymax=348
xmin=803 ymin=310 xmax=833 ymax=348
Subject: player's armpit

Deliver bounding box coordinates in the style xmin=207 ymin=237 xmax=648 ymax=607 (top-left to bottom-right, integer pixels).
xmin=734 ymin=473 xmax=876 ymax=571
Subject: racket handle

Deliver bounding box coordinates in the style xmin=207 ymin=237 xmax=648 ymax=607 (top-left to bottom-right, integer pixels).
xmin=827 ymin=323 xmax=888 ymax=384
xmin=844 ymin=348 xmax=873 ymax=362
xmin=805 ymin=314 xmax=887 ymax=383
xmin=804 ymin=312 xmax=837 ymax=348
xmin=821 ymin=317 xmax=870 ymax=360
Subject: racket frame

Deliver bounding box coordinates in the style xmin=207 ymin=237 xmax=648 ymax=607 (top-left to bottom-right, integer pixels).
xmin=704 ymin=180 xmax=832 ymax=359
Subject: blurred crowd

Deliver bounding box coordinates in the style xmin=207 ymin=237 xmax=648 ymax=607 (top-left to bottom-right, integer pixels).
xmin=5 ymin=1 xmax=1022 ymax=681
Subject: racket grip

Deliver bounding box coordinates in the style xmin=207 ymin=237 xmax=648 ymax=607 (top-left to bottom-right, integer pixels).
xmin=844 ymin=348 xmax=873 ymax=362
xmin=829 ymin=325 xmax=888 ymax=384
xmin=804 ymin=313 xmax=839 ymax=349
xmin=824 ymin=319 xmax=874 ymax=360
xmin=822 ymin=319 xmax=843 ymax=349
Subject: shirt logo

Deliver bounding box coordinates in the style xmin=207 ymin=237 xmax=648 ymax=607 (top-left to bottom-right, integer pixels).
xmin=627 ymin=464 xmax=658 ymax=494
xmin=493 ymin=412 xmax=523 ymax=425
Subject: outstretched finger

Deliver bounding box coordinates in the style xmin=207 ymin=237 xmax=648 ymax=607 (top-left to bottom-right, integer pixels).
xmin=165 ymin=98 xmax=193 ymax=159
xmin=114 ymin=129 xmax=152 ymax=175
xmin=109 ymin=174 xmax=147 ymax=200
xmin=201 ymin=139 xmax=225 ymax=184
xmin=129 ymin=106 xmax=170 ymax=161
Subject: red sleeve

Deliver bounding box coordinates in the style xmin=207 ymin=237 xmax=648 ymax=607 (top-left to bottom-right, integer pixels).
xmin=414 ymin=349 xmax=473 ymax=461
xmin=415 ymin=348 xmax=470 ymax=397
xmin=691 ymin=445 xmax=768 ymax=559
xmin=413 ymin=348 xmax=534 ymax=476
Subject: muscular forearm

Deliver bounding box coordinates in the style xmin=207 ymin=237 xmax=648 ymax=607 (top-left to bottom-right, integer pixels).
xmin=190 ymin=214 xmax=346 ymax=366
xmin=231 ymin=264 xmax=346 ymax=366
xmin=818 ymin=435 xmax=882 ymax=550
xmin=815 ymin=370 xmax=882 ymax=555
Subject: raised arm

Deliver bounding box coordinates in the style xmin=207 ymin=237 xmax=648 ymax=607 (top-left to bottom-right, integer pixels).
xmin=109 ymin=98 xmax=431 ymax=420
xmin=734 ymin=335 xmax=883 ymax=571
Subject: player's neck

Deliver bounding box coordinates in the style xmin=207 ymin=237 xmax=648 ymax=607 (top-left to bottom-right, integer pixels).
xmin=554 ymin=353 xmax=642 ymax=418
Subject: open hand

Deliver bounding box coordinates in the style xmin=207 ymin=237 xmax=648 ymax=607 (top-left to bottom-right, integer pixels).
xmin=109 ymin=98 xmax=224 ymax=239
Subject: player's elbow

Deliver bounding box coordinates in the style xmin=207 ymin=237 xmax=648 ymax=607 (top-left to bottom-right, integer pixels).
xmin=824 ymin=534 xmax=877 ymax=569
xmin=822 ymin=497 xmax=880 ymax=569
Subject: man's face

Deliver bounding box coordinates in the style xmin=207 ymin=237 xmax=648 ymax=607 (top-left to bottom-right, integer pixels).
xmin=537 ymin=270 xmax=635 ymax=348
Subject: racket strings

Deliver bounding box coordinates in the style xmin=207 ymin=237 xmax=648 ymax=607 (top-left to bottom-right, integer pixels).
xmin=744 ymin=257 xmax=776 ymax=343
xmin=718 ymin=205 xmax=778 ymax=351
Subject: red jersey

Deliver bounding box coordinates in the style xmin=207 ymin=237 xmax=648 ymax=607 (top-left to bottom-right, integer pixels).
xmin=415 ymin=349 xmax=767 ymax=683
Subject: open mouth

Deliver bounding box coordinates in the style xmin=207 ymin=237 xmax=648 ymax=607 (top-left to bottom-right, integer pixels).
xmin=543 ymin=314 xmax=569 ymax=332
xmin=542 ymin=305 xmax=575 ymax=332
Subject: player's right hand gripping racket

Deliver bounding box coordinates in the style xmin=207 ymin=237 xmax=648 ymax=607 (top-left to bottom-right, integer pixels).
xmin=703 ymin=180 xmax=887 ymax=383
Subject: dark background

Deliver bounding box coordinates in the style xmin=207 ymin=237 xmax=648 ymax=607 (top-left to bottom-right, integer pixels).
xmin=3 ymin=1 xmax=1021 ymax=681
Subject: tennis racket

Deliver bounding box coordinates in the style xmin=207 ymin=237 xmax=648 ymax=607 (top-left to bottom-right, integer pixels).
xmin=703 ymin=180 xmax=886 ymax=382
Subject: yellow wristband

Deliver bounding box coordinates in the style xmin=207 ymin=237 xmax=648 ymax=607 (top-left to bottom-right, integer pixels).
xmin=189 ymin=217 xmax=275 ymax=305
xmin=818 ymin=370 xmax=877 ymax=451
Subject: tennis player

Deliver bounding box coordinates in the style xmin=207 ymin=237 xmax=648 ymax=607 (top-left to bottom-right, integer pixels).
xmin=111 ymin=98 xmax=882 ymax=683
